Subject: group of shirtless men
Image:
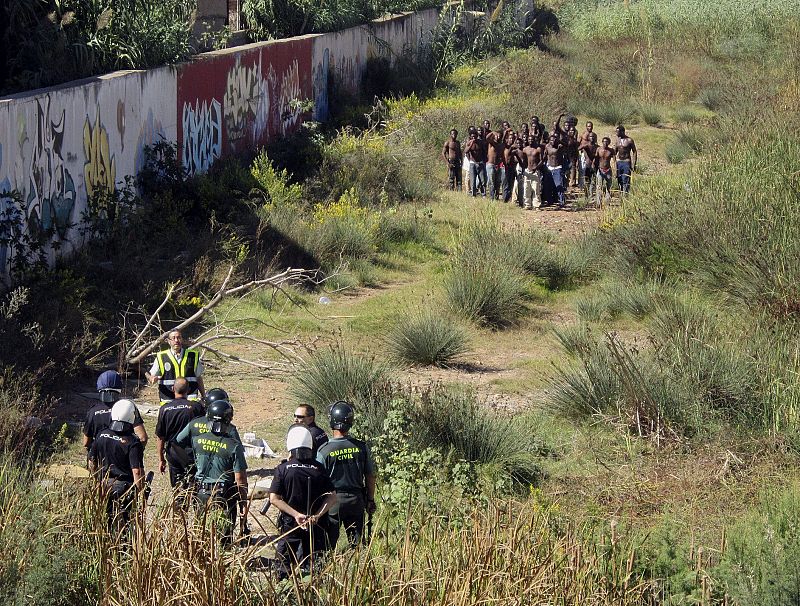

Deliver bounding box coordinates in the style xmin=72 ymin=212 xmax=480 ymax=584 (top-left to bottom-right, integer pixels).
xmin=441 ymin=114 xmax=638 ymax=209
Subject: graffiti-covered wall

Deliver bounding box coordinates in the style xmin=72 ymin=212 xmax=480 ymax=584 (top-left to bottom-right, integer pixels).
xmin=311 ymin=9 xmax=440 ymax=121
xmin=177 ymin=37 xmax=314 ymax=176
xmin=0 ymin=7 xmax=462 ymax=280
xmin=0 ymin=67 xmax=177 ymax=273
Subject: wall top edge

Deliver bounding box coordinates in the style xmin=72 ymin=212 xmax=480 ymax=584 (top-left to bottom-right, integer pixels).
xmin=0 ymin=3 xmax=452 ymax=104
xmin=0 ymin=64 xmax=178 ymax=105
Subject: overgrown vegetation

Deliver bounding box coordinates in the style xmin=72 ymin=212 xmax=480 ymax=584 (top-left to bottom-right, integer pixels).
xmin=1 ymin=0 xmax=196 ymax=94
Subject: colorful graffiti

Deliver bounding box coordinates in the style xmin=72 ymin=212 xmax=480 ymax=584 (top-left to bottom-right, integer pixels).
xmin=26 ymin=96 xmax=76 ymax=240
xmin=83 ymin=104 xmax=118 ymax=199
xmin=224 ymin=55 xmax=269 ymax=151
xmin=182 ymin=98 xmax=223 ymax=175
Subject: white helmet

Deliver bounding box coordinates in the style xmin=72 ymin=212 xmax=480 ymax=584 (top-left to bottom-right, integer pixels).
xmin=110 ymin=399 xmax=136 ymax=431
xmin=286 ymin=424 xmax=313 ymax=452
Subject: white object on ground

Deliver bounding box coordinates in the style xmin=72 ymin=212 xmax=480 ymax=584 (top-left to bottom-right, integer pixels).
xmin=249 ymin=477 xmax=274 ymax=499
xmin=242 ymin=437 xmax=277 ymax=459
xmin=318 ymin=296 xmax=331 ymax=305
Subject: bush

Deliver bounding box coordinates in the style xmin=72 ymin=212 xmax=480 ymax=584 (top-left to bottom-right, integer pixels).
xmin=410 ymin=385 xmax=545 ymax=493
xmin=638 ymin=103 xmax=662 ymax=126
xmin=445 ymin=261 xmax=528 ymax=327
xmin=719 ymin=483 xmax=800 ymax=606
xmin=665 ymin=139 xmax=692 ymax=163
xmin=583 ymin=100 xmax=636 ymax=127
xmin=289 ymin=343 xmax=394 ymax=417
xmin=387 ymin=307 xmax=470 ymax=366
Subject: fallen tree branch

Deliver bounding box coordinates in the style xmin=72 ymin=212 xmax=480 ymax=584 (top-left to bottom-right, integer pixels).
xmin=201 ymin=345 xmax=295 ymax=372
xmin=125 ymin=266 xmax=319 ymax=364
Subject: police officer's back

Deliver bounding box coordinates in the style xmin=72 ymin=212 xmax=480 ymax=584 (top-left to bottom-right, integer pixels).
xmin=176 ymin=398 xmax=247 ymax=544
xmin=156 ymin=378 xmax=204 ymax=488
xmin=83 ymin=371 xmax=148 ymax=453
xmin=316 ymin=401 xmax=376 ymax=549
xmin=89 ymin=399 xmax=145 ymax=531
xmin=269 ymin=425 xmax=337 ymax=579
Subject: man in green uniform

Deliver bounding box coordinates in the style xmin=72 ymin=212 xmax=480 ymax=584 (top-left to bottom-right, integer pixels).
xmin=176 ymin=398 xmax=247 ymax=545
xmin=317 ymin=401 xmax=377 ymax=548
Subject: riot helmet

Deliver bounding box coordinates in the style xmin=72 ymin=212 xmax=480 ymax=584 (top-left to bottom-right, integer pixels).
xmin=286 ymin=424 xmax=313 ymax=460
xmin=329 ymin=401 xmax=354 ymax=431
xmin=97 ymin=370 xmax=123 ymax=404
xmin=110 ymin=399 xmax=136 ymax=433
xmin=206 ymin=387 xmax=229 ymax=405
xmin=207 ymin=399 xmax=234 ymax=435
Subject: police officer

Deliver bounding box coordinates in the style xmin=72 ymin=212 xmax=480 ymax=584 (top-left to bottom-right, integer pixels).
xmin=83 ymin=370 xmax=148 ymax=453
xmin=176 ymin=398 xmax=247 ymax=545
xmin=145 ymin=329 xmax=206 ymax=404
xmin=175 ymin=387 xmax=242 ymax=445
xmin=317 ymin=401 xmax=376 ymax=548
xmin=269 ymin=424 xmax=337 ymax=579
xmin=155 ymin=378 xmax=204 ymax=489
xmin=88 ymin=399 xmax=145 ymax=532
xmin=293 ymin=405 xmax=329 ymax=458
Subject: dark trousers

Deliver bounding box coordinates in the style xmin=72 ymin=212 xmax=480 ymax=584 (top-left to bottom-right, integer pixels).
xmin=103 ymin=479 xmax=135 ymax=534
xmin=196 ymin=482 xmax=239 ymax=545
xmin=486 ymin=163 xmax=502 ymax=200
xmin=275 ymin=514 xmax=329 ymax=579
xmin=503 ymin=165 xmax=515 ymax=202
xmin=447 ymin=161 xmax=461 ymax=190
xmin=617 ymin=160 xmax=632 ymax=193
xmin=327 ymin=492 xmax=366 ymax=549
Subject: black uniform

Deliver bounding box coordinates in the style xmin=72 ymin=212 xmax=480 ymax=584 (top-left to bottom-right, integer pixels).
xmin=84 ymin=403 xmax=144 ymax=445
xmin=90 ymin=428 xmax=144 ymax=531
xmin=307 ymin=422 xmax=329 ymax=458
xmin=156 ymin=397 xmax=205 ymax=487
xmin=317 ymin=436 xmax=375 ymax=548
xmin=269 ymin=458 xmax=335 ymax=577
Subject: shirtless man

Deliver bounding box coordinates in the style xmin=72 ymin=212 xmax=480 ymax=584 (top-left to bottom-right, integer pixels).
xmin=577 ymin=121 xmax=595 ymax=189
xmin=594 ymin=136 xmax=616 ymax=207
xmin=514 ymin=132 xmax=528 ymax=206
xmin=565 ymin=126 xmax=580 ymax=187
xmin=464 ymin=130 xmax=486 ymax=197
xmin=518 ymin=136 xmax=545 ymax=210
xmin=441 ymin=129 xmax=463 ymax=191
xmin=578 ymin=132 xmax=599 ymax=204
xmin=614 ymin=125 xmax=637 ymax=194
xmin=545 ymin=133 xmax=566 ymax=207
xmin=502 ymin=130 xmax=518 ymax=203
xmin=529 ymin=116 xmax=544 ymax=145
xmin=485 ymin=129 xmax=505 ymax=201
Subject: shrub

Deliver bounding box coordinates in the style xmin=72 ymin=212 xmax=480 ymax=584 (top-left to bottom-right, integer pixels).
xmin=665 ymin=139 xmax=692 ymax=163
xmin=671 ymin=105 xmax=704 ymax=124
xmin=410 ymin=385 xmax=545 ymax=493
xmin=387 ymin=307 xmax=470 ymax=366
xmin=719 ymin=483 xmax=800 ymax=606
xmin=289 ymin=343 xmax=394 ymax=418
xmin=583 ymin=100 xmax=635 ymax=127
xmin=445 ymin=261 xmax=528 ymax=327
xmin=638 ymin=103 xmax=662 ymax=126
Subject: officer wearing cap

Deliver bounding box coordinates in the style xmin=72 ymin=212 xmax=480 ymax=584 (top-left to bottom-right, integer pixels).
xmin=176 ymin=398 xmax=247 ymax=545
xmin=89 ymin=399 xmax=145 ymax=532
xmin=293 ymin=405 xmax=329 ymax=458
xmin=317 ymin=401 xmax=376 ymax=548
xmin=155 ymin=378 xmax=204 ymax=489
xmin=84 ymin=370 xmax=148 ymax=453
xmin=145 ymin=329 xmax=205 ymax=404
xmin=269 ymin=424 xmax=337 ymax=579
